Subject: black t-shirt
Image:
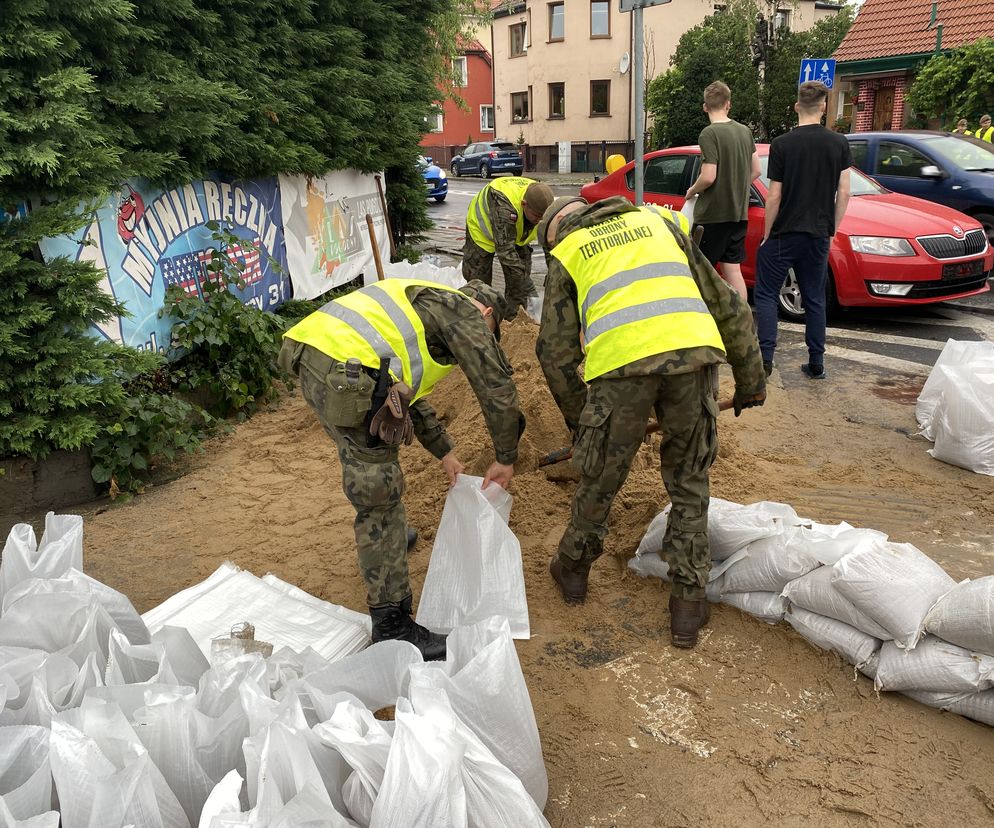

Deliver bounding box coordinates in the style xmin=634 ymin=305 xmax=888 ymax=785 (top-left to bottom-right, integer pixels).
xmin=768 ymin=125 xmax=851 ymax=238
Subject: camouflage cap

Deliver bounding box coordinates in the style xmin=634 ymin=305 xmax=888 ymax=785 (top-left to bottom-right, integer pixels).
xmin=460 ymin=279 xmax=508 ymax=340
xmin=523 ymin=182 xmax=555 ymax=217
xmin=536 ymin=196 xmax=588 ymax=253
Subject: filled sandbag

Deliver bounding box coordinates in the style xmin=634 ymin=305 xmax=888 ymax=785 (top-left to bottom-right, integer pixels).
xmin=916 ymin=339 xmax=994 ymax=440
xmin=875 ymin=637 xmax=994 ymax=694
xmin=902 ymin=689 xmax=994 ymax=728
xmin=712 ymin=590 xmax=788 ymax=625
xmin=785 ymin=607 xmax=881 ymax=668
xmin=830 ymin=541 xmax=955 ymax=649
xmin=928 ymin=365 xmax=994 ymax=476
xmin=924 ymin=577 xmax=994 ymax=657
xmin=714 ymin=527 xmax=822 ymax=594
xmin=782 ymin=565 xmax=892 ymax=640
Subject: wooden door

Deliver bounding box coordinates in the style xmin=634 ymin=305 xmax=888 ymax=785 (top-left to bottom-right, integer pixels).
xmin=873 ymin=88 xmax=895 ymax=131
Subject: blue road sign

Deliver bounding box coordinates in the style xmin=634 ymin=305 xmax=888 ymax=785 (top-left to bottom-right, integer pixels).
xmin=799 ymin=58 xmax=836 ymax=89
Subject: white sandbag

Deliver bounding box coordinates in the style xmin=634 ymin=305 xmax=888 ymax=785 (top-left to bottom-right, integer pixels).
xmin=3 ymin=569 xmax=149 ymax=645
xmin=0 ymin=650 xmax=102 ymax=728
xmin=831 ymin=541 xmax=955 ymax=650
xmin=781 ymin=565 xmax=892 ymax=640
xmin=410 ymin=686 xmax=551 ymax=828
xmin=51 ymin=697 xmax=190 ymax=828
xmin=928 ymin=365 xmax=994 ymax=475
xmin=383 ymin=259 xmax=466 ymax=289
xmin=313 ymin=695 xmax=392 ymax=827
xmin=0 ymin=726 xmax=51 ymax=822
xmin=142 ymin=563 xmax=370 ymax=662
xmin=197 ymin=770 xmax=243 ymax=828
xmin=916 ymin=339 xmax=994 ymax=439
xmin=416 ymin=476 xmax=529 ymax=639
xmin=368 ymin=698 xmax=467 ymax=828
xmin=408 ymin=617 xmax=547 ymax=809
xmin=803 ymin=526 xmax=889 ymax=567
xmin=924 ymin=577 xmax=994 ymax=656
xmin=906 ymin=690 xmax=994 ymax=727
xmin=718 ymin=591 xmax=788 ymax=624
xmin=0 ymin=795 xmax=59 ymax=828
xmin=875 ymin=637 xmax=994 ymax=694
xmin=714 ymin=527 xmax=823 ymax=594
xmin=680 ymin=194 xmax=697 ymax=224
xmin=0 ymin=514 xmax=83 ymax=604
xmin=786 ymin=607 xmax=881 ymax=668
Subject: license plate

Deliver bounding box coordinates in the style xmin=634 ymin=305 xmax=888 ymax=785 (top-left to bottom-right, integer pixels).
xmin=942 ymin=259 xmax=984 ymax=279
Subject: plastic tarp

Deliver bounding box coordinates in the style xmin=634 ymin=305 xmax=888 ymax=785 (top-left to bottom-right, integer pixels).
xmin=416 ymin=476 xmax=530 ymax=639
xmin=924 ymin=577 xmax=994 ymax=657
xmin=141 ymin=563 xmax=370 ymax=662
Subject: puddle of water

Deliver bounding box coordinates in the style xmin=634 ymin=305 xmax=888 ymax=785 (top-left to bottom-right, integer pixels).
xmin=870 ymin=377 xmax=924 ymax=405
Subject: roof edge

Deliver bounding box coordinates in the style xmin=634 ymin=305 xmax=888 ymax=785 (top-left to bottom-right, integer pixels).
xmin=836 ymin=52 xmax=936 ymax=75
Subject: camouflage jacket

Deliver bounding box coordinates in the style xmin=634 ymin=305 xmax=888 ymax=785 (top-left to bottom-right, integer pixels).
xmin=490 ymin=188 xmax=535 ymax=286
xmin=410 ymin=286 xmax=524 ymax=464
xmin=536 ymin=197 xmax=766 ymax=431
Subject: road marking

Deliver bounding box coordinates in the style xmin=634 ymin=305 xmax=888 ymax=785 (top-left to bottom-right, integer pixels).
xmin=932 ymin=306 xmax=994 ymax=340
xmin=780 ymin=321 xmax=945 ymax=352
xmin=823 ymin=343 xmax=930 ymax=375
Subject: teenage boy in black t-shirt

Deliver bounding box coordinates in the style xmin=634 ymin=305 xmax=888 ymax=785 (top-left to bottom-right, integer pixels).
xmin=754 ymin=81 xmax=851 ymax=380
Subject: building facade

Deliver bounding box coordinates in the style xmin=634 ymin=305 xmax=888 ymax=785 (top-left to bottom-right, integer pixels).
xmin=420 ymin=39 xmax=495 ymax=164
xmin=492 ymin=0 xmax=841 ymax=172
xmin=833 ymin=0 xmax=994 ymax=133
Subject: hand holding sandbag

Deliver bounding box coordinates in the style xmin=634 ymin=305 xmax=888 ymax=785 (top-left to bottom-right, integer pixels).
xmin=369 ymin=382 xmax=414 ymax=445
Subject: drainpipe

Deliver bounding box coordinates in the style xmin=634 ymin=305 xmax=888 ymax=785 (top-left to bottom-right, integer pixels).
xmin=491 ymin=21 xmax=497 ymax=140
xmin=628 ymin=10 xmax=634 ymax=156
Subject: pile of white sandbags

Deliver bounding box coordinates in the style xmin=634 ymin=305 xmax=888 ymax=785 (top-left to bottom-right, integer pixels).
xmin=916 ymin=338 xmax=994 ymax=476
xmin=631 ymin=498 xmax=994 ymax=728
xmin=0 ymin=515 xmax=549 ymax=827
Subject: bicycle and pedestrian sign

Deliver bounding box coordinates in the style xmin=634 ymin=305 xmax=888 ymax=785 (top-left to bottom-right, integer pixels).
xmin=798 ymin=58 xmax=836 ymax=88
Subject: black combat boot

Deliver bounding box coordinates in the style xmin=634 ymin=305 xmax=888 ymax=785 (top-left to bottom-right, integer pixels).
xmin=549 ymin=556 xmax=589 ymax=604
xmin=669 ymin=594 xmax=711 ymax=649
xmin=406 ymin=527 xmax=418 ymax=553
xmin=370 ymin=595 xmax=446 ymax=661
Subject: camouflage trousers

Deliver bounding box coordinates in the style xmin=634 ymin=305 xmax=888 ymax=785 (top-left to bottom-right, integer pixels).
xmin=297 ymin=349 xmax=410 ymax=607
xmin=558 ymin=367 xmax=719 ymax=600
xmin=461 ymin=234 xmax=536 ymax=317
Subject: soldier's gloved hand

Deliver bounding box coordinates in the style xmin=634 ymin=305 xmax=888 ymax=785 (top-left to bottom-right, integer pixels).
xmin=733 ymin=389 xmax=767 ymax=417
xmin=369 ymin=382 xmax=414 ymax=445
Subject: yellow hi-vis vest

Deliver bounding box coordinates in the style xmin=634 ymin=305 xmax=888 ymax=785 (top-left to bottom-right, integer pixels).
xmin=551 ymin=206 xmax=725 ymax=381
xmin=282 ymin=279 xmax=457 ymax=402
xmin=467 ymin=176 xmax=539 ymax=252
xmin=979 ymin=126 xmax=994 ymax=142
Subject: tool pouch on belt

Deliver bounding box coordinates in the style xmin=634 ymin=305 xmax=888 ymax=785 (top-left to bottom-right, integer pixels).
xmin=369 ymin=379 xmax=415 ymax=446
xmin=304 ymin=352 xmax=376 ymax=430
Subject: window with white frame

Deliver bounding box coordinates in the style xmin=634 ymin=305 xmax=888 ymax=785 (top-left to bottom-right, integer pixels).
xmin=426 ymin=110 xmax=443 ymax=133
xmin=452 ymin=56 xmax=468 ymax=87
xmin=480 ymin=105 xmax=495 ymax=131
xmin=774 ymin=8 xmax=790 ymax=31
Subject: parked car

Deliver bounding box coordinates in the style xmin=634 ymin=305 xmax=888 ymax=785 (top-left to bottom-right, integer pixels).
xmin=419 ymin=155 xmax=447 ymax=202
xmin=579 ymin=145 xmax=991 ymax=321
xmin=845 ymin=131 xmax=994 ymax=245
xmin=450 ymin=141 xmax=523 ymax=178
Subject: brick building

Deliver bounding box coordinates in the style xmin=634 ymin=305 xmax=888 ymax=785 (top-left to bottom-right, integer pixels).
xmin=833 ymin=0 xmax=994 ymax=132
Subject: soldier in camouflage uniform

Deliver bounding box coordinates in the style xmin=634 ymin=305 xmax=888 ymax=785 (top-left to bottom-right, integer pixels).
xmin=536 ymin=196 xmax=766 ymax=648
xmin=463 ymin=178 xmax=555 ymax=317
xmin=279 ymin=279 xmax=524 ymax=660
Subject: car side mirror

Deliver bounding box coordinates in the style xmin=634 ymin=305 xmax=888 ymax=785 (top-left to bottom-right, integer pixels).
xmin=425 ymin=157 xmax=433 ymax=165
xmin=920 ymin=165 xmax=945 ymax=179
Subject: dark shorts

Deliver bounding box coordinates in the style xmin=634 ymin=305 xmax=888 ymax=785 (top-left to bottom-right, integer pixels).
xmin=696 ymin=220 xmax=748 ymax=265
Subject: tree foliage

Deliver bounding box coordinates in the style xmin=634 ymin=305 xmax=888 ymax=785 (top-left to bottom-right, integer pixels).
xmin=648 ymin=1 xmax=854 ymax=147
xmin=907 ymin=37 xmax=994 ymax=124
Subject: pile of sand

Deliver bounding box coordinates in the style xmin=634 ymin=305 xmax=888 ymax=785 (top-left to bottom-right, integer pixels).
xmin=68 ymin=320 xmax=994 ymax=825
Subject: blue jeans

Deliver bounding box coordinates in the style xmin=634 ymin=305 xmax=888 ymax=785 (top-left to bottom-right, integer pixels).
xmin=754 ymin=233 xmax=831 ymax=365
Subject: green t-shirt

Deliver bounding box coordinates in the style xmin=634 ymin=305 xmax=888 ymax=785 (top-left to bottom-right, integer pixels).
xmin=696 ymin=120 xmax=756 ymax=224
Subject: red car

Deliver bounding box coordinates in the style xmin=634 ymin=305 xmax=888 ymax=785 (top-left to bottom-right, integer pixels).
xmin=580 ymin=145 xmax=992 ymax=320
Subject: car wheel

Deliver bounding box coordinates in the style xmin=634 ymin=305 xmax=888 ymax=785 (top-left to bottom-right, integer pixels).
xmin=480 ymin=164 xmax=490 ymax=179
xmin=433 ymin=195 xmax=446 ymax=202
xmin=974 ymin=211 xmax=994 ymax=248
xmin=776 ymin=269 xmax=840 ymax=321
xmin=450 ymin=163 xmax=460 ymax=177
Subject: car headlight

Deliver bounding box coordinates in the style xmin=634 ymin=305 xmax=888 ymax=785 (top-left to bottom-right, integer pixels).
xmin=438 ymin=169 xmax=447 ymax=179
xmin=850 ymin=236 xmax=915 ymax=257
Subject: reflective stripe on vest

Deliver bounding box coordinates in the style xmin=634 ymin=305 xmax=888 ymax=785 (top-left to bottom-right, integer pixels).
xmin=467 ymin=176 xmax=539 ymax=252
xmin=551 ymin=207 xmax=724 ymax=380
xmin=282 ymin=279 xmax=457 ymax=401
xmin=644 ymin=204 xmax=692 ymax=235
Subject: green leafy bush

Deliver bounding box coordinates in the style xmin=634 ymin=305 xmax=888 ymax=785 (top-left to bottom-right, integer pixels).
xmin=163 ymin=223 xmax=287 ymax=418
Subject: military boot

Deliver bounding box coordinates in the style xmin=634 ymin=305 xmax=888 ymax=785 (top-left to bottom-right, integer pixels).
xmin=549 ymin=556 xmax=589 ymax=604
xmin=669 ymin=594 xmax=711 ymax=649
xmin=370 ymin=596 xmax=446 ymax=661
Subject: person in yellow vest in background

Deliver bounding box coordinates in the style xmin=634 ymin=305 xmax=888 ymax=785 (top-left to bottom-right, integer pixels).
xmin=535 ymin=196 xmax=766 ymax=649
xmin=952 ymin=118 xmax=971 ymax=135
xmin=976 ymin=114 xmax=994 ymax=142
xmin=279 ymin=279 xmax=524 ymax=660
xmin=463 ymin=177 xmax=555 ymax=317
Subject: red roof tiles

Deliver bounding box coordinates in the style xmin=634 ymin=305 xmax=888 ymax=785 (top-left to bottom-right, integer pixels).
xmin=834 ymin=0 xmax=994 ymax=62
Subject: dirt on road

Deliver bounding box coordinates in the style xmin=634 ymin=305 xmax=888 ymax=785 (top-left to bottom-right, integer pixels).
xmin=75 ymin=318 xmax=994 ymax=827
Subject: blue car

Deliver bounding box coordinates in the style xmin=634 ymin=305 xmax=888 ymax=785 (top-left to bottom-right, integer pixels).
xmin=449 ymin=141 xmax=523 ymax=179
xmin=419 ymin=156 xmax=448 ymax=202
xmin=846 ymin=131 xmax=994 ymax=244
